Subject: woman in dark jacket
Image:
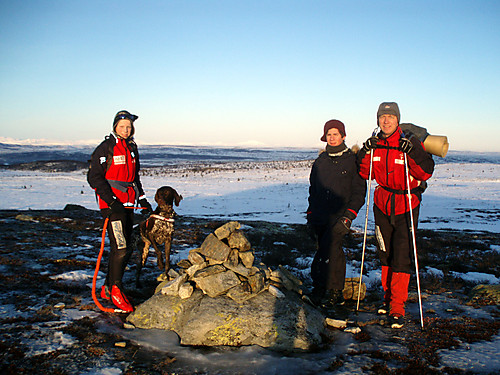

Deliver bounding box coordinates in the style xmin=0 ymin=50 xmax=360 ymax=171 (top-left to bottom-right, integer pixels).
xmin=87 ymin=110 xmax=152 ymax=312
xmin=307 ymin=120 xmax=366 ymax=310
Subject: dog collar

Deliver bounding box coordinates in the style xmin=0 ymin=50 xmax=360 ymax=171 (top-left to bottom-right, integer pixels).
xmin=149 ymin=214 xmax=175 ymax=223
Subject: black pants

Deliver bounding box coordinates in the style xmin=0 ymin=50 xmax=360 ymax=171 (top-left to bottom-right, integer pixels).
xmin=374 ymin=204 xmax=419 ymax=274
xmin=311 ymin=223 xmax=346 ymax=291
xmin=102 ymin=209 xmax=134 ymax=288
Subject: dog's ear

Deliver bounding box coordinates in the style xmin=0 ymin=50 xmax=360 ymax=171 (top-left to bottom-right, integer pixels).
xmin=174 ymin=191 xmax=183 ymax=207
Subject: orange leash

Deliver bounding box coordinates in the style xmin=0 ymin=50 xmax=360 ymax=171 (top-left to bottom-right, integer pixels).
xmin=91 ymin=206 xmax=149 ymax=313
xmin=91 ymin=217 xmax=121 ymax=313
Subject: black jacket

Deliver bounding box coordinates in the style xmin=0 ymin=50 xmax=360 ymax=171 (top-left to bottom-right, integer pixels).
xmin=307 ymin=148 xmax=367 ymax=226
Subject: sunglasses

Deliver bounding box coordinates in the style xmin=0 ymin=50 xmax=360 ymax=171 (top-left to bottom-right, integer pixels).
xmin=115 ymin=113 xmax=138 ymax=122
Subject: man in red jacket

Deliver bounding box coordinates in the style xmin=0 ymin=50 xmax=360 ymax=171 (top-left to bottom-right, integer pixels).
xmin=358 ymin=102 xmax=434 ymax=328
xmin=88 ymin=110 xmax=152 ymax=312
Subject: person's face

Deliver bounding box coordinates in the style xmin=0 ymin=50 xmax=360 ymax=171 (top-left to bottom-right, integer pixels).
xmin=115 ymin=119 xmax=133 ymax=139
xmin=326 ymin=128 xmax=345 ymax=147
xmin=378 ymin=114 xmax=398 ymax=137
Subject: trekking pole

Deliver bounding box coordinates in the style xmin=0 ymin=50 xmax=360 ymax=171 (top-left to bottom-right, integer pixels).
xmin=404 ymin=152 xmax=424 ymax=329
xmin=356 ymin=128 xmax=378 ymax=311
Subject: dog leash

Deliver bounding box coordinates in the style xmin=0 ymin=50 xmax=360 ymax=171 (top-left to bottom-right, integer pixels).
xmin=91 ymin=205 xmax=149 ymax=314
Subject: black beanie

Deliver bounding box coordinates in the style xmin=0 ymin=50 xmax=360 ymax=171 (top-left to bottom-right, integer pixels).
xmin=113 ymin=110 xmax=138 ymax=136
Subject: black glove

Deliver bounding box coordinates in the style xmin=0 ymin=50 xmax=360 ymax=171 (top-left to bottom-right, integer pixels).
xmin=333 ymin=216 xmax=352 ymax=236
xmin=138 ymin=198 xmax=153 ymax=214
xmin=362 ymin=136 xmax=379 ymax=152
xmin=109 ymin=199 xmax=126 ymax=215
xmin=399 ymin=137 xmax=413 ymax=153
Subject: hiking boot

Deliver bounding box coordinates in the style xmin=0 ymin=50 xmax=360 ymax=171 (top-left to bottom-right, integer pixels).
xmin=377 ymin=302 xmax=389 ymax=315
xmin=309 ymin=287 xmax=325 ymax=306
xmin=100 ymin=285 xmax=111 ymax=300
xmin=111 ymin=285 xmax=134 ymax=312
xmin=320 ymin=289 xmax=345 ymax=310
xmin=389 ymin=314 xmax=405 ymax=329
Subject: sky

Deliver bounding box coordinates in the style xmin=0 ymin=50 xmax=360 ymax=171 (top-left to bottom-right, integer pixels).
xmin=0 ymin=0 xmax=499 ymax=151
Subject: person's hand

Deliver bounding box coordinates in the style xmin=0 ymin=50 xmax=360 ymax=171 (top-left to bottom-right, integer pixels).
xmin=399 ymin=137 xmax=413 ymax=153
xmin=138 ymin=198 xmax=153 ymax=214
xmin=362 ymin=136 xmax=379 ymax=152
xmin=110 ymin=200 xmax=126 ymax=215
xmin=333 ymin=216 xmax=352 ymax=236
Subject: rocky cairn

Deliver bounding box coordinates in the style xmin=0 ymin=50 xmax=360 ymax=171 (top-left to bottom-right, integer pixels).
xmin=127 ymin=221 xmax=365 ymax=351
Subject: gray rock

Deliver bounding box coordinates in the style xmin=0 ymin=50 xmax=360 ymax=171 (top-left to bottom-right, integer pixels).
xmin=188 ymin=249 xmax=205 ymax=265
xmin=179 ymin=282 xmax=194 ymax=299
xmin=227 ymin=230 xmax=251 ymax=251
xmin=160 ymin=273 xmax=189 ymax=296
xmin=214 ymin=221 xmax=241 ymax=240
xmin=193 ymin=270 xmax=241 ymax=297
xmin=127 ymin=290 xmax=326 ymax=351
xmin=199 ymin=233 xmax=231 ymax=262
xmin=239 ymin=251 xmax=255 ymax=268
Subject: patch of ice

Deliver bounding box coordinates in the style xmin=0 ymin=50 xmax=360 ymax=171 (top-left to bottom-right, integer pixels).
xmin=438 ymin=335 xmax=500 ymax=373
xmin=425 ymin=267 xmax=444 ymax=277
xmin=450 ymin=271 xmax=499 ymax=284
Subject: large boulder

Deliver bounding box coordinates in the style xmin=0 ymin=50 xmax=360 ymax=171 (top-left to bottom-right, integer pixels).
xmin=126 ymin=289 xmax=325 ymax=351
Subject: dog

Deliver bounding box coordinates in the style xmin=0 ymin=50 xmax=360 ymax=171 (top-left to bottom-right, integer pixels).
xmin=135 ymin=186 xmax=182 ymax=287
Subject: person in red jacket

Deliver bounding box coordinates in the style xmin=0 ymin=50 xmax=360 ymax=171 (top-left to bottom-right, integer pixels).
xmin=88 ymin=110 xmax=152 ymax=312
xmin=358 ymin=102 xmax=434 ymax=328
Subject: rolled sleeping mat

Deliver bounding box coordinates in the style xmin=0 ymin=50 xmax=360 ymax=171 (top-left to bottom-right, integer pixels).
xmin=400 ymin=123 xmax=449 ymax=158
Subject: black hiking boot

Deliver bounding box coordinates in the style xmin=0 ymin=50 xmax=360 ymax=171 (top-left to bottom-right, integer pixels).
xmin=377 ymin=302 xmax=390 ymax=315
xmin=389 ymin=314 xmax=405 ymax=329
xmin=320 ymin=289 xmax=345 ymax=310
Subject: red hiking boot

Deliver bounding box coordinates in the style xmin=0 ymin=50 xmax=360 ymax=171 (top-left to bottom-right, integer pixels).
xmin=111 ymin=285 xmax=134 ymax=312
xmin=100 ymin=285 xmax=110 ymax=300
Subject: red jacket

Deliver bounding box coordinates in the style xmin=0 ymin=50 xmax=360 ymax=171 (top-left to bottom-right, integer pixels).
xmin=87 ymin=133 xmax=146 ymax=209
xmin=359 ymin=127 xmax=434 ymax=216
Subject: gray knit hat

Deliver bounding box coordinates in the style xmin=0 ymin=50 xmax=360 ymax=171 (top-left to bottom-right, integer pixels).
xmin=377 ymin=102 xmax=400 ymax=124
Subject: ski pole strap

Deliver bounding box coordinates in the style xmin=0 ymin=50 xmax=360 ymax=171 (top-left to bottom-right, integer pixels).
xmin=379 ymin=185 xmax=422 ymax=225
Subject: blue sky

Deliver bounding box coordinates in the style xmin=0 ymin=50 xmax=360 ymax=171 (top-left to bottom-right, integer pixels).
xmin=1 ymin=0 xmax=499 ymax=151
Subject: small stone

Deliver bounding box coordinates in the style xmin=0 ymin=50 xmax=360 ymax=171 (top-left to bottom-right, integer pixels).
xmin=54 ymin=302 xmax=65 ymax=309
xmin=268 ymin=285 xmax=285 ymax=298
xmin=123 ymin=323 xmax=135 ymax=330
xmin=179 ymin=282 xmax=194 ymax=299
xmin=239 ymin=251 xmax=255 ymax=268
xmin=188 ymin=249 xmax=205 ymax=265
xmin=214 ymin=221 xmax=241 ymax=240
xmin=199 ymin=233 xmax=232 ymax=262
xmin=344 ymin=327 xmax=361 ymax=334
xmin=227 ymin=230 xmax=251 ymax=251
xmin=325 ymin=318 xmax=347 ymax=329
xmin=177 ymin=259 xmax=192 ymax=269
xmin=115 ymin=341 xmax=127 ymax=347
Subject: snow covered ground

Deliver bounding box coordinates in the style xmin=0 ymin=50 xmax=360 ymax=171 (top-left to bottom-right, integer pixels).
xmin=1 ymin=160 xmax=499 ymax=232
xmin=0 ymin=158 xmax=499 ymax=374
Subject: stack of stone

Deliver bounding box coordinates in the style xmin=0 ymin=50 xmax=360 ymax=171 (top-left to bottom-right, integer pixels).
xmin=157 ymin=221 xmax=304 ymax=303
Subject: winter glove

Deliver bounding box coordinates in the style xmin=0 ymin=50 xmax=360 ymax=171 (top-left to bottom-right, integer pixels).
xmin=138 ymin=198 xmax=153 ymax=214
xmin=333 ymin=216 xmax=352 ymax=236
xmin=362 ymin=136 xmax=379 ymax=152
xmin=109 ymin=199 xmax=126 ymax=215
xmin=399 ymin=137 xmax=413 ymax=153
